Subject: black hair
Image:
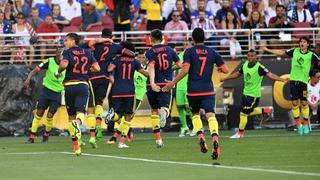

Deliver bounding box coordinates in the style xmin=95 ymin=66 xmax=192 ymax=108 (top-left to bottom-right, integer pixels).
xmin=276 ymin=4 xmax=285 ymax=10
xmin=299 ymin=36 xmax=311 ymax=49
xmin=310 ymin=68 xmax=320 ymax=77
xmin=150 ymin=29 xmax=163 ymax=42
xmin=120 ymin=40 xmax=135 ymax=53
xmin=137 ymin=50 xmax=145 ymax=55
xmin=102 ymin=28 xmax=112 ymax=38
xmin=192 ymin=27 xmax=205 ymax=43
xmin=66 ymin=33 xmax=80 ymax=45
xmin=248 ymin=49 xmax=256 ymax=54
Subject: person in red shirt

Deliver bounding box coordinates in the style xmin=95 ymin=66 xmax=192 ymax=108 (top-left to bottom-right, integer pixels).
xmin=36 ymin=14 xmax=59 ymax=59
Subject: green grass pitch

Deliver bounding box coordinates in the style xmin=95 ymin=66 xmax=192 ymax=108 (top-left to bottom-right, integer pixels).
xmin=0 ymin=129 xmax=319 ymax=180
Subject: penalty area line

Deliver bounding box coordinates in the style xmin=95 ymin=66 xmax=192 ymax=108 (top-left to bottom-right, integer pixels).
xmin=59 ymin=152 xmax=320 ymax=177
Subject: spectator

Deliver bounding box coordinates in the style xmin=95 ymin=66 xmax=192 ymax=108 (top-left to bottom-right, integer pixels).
xmin=21 ymin=0 xmax=32 ymax=17
xmin=52 ymin=4 xmax=69 ymax=32
xmin=166 ymin=0 xmax=191 ymax=27
xmin=165 ymin=10 xmax=189 ymax=42
xmin=243 ymin=10 xmax=267 ymax=54
xmin=36 ymin=14 xmax=59 ymax=59
xmin=35 ymin=0 xmax=53 ymax=20
xmin=11 ymin=12 xmax=35 ymax=65
xmin=140 ymin=0 xmax=163 ymax=30
xmin=113 ymin=0 xmax=133 ymax=32
xmin=215 ymin=0 xmax=238 ymax=26
xmin=3 ymin=1 xmax=16 ymax=24
xmin=287 ymin=0 xmax=313 ymax=23
xmin=259 ymin=0 xmax=279 ymax=27
xmin=162 ymin=0 xmax=176 ymax=21
xmin=60 ymin=0 xmax=82 ymax=21
xmin=313 ymin=2 xmax=320 ymax=27
xmin=191 ymin=10 xmax=216 ymax=40
xmin=240 ymin=0 xmax=253 ymax=23
xmin=0 ymin=10 xmax=12 ymax=62
xmin=96 ymin=0 xmax=106 ymax=15
xmin=81 ymin=0 xmax=102 ymax=31
xmin=190 ymin=0 xmax=214 ymax=24
xmin=220 ymin=10 xmax=242 ymax=59
xmin=206 ymin=0 xmax=222 ymax=17
xmin=27 ymin=7 xmax=43 ymax=30
xmin=185 ymin=0 xmax=197 ymax=13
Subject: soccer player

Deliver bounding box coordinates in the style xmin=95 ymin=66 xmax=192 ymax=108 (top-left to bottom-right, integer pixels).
xmin=105 ymin=41 xmax=148 ymax=148
xmin=85 ymin=28 xmax=134 ymax=147
xmin=24 ymin=48 xmax=65 ymax=143
xmin=55 ymin=33 xmax=100 ymax=155
xmin=307 ymin=69 xmax=320 ymax=118
xmin=146 ymin=29 xmax=181 ymax=148
xmin=176 ymin=41 xmax=193 ymax=137
xmin=220 ymin=49 xmax=287 ymax=138
xmin=163 ymin=28 xmax=229 ymax=160
xmin=263 ymin=36 xmax=320 ymax=135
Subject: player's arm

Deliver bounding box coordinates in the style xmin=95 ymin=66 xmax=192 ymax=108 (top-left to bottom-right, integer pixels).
xmin=87 ymin=38 xmax=113 ymax=47
xmin=122 ymin=48 xmax=135 ymax=57
xmin=217 ymin=64 xmax=229 ymax=74
xmin=148 ymin=61 xmax=160 ymax=92
xmin=138 ymin=68 xmax=149 ymax=77
xmin=55 ymin=60 xmax=68 ymax=78
xmin=91 ymin=62 xmax=100 ymax=73
xmin=23 ymin=60 xmax=48 ymax=88
xmin=214 ymin=51 xmax=229 ymax=74
xmin=162 ymin=63 xmax=190 ymax=92
xmin=220 ymin=71 xmax=241 ymax=82
xmin=262 ymin=47 xmax=290 ymax=58
xmin=266 ymin=72 xmax=287 ymax=83
xmin=107 ymin=63 xmax=116 ymax=72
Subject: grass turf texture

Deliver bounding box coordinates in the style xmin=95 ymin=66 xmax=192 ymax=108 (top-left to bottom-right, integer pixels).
xmin=0 ymin=129 xmax=319 ymax=180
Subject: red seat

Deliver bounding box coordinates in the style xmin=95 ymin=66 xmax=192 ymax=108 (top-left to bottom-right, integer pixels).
xmin=102 ymin=15 xmax=114 ymax=30
xmin=62 ymin=26 xmax=80 ymax=32
xmin=292 ymin=22 xmax=312 ymax=39
xmin=87 ymin=25 xmax=104 ymax=38
xmin=70 ymin=16 xmax=83 ymax=27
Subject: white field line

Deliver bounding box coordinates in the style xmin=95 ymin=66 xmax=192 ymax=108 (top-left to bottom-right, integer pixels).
xmin=61 ymin=152 xmax=320 ymax=177
xmin=3 ymin=151 xmax=320 ymax=177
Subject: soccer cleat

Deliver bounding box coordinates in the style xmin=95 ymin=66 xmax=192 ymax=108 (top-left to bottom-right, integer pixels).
xmin=118 ymin=143 xmax=129 ymax=148
xmin=25 ymin=138 xmax=35 ymax=144
xmin=128 ymin=130 xmax=134 ymax=143
xmin=230 ymin=132 xmax=244 ymax=139
xmin=211 ymin=140 xmax=220 ymax=160
xmin=156 ymin=139 xmax=164 ymax=148
xmin=302 ymin=125 xmax=310 ymax=135
xmin=199 ymin=138 xmax=208 ymax=153
xmin=178 ymin=127 xmax=190 ymax=137
xmin=159 ymin=107 xmax=169 ymax=128
xmin=297 ymin=125 xmax=303 ymax=135
xmin=89 ymin=137 xmax=98 ymax=149
xmin=189 ymin=130 xmax=196 ymax=137
xmin=95 ymin=125 xmax=103 ymax=141
xmin=107 ymin=137 xmax=117 ymax=144
xmin=105 ymin=108 xmax=115 ymax=125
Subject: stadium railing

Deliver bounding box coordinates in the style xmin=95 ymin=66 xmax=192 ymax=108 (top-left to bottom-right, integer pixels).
xmin=0 ymin=27 xmax=320 ymax=64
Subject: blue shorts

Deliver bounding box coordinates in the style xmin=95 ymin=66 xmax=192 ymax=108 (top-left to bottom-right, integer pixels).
xmin=37 ymin=86 xmax=61 ymax=114
xmin=111 ymin=97 xmax=134 ymax=116
xmin=187 ymin=95 xmax=215 ymax=113
xmin=65 ymin=83 xmax=89 ymax=115
xmin=290 ymin=81 xmax=308 ymax=101
xmin=88 ymin=78 xmax=109 ymax=107
xmin=146 ymin=87 xmax=172 ymax=109
xmin=241 ymin=95 xmax=260 ymax=114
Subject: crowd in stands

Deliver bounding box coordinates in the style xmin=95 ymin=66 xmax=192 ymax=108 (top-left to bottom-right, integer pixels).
xmin=1 ymin=0 xmax=320 ymax=62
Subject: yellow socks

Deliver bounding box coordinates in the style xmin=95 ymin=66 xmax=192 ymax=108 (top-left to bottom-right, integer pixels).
xmin=87 ymin=114 xmax=96 ymax=130
xmin=249 ymin=108 xmax=262 ymax=116
xmin=301 ymin=104 xmax=309 ymax=120
xmin=45 ymin=117 xmax=53 ymax=133
xmin=31 ymin=113 xmax=42 ymax=134
xmin=95 ymin=105 xmax=104 ymax=119
xmin=208 ymin=116 xmax=219 ymax=135
xmin=292 ymin=105 xmax=300 ymax=118
xmin=151 ymin=115 xmax=160 ymax=130
xmin=239 ymin=112 xmax=248 ymax=130
xmin=192 ymin=115 xmax=203 ymax=133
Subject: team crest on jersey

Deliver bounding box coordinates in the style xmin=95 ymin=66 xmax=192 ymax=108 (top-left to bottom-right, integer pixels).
xmin=297 ymin=57 xmax=304 ymax=65
xmin=245 ymin=73 xmax=251 ymax=81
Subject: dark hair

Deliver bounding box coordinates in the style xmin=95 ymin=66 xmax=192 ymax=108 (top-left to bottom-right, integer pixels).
xmin=45 ymin=14 xmax=53 ymax=19
xmin=248 ymin=49 xmax=256 ymax=54
xmin=299 ymin=36 xmax=310 ymax=45
xmin=226 ymin=10 xmax=238 ymax=29
xmin=150 ymin=29 xmax=163 ymax=42
xmin=66 ymin=33 xmax=80 ymax=45
xmin=310 ymin=68 xmax=320 ymax=77
xmin=16 ymin=12 xmax=26 ymax=19
xmin=120 ymin=40 xmax=135 ymax=53
xmin=102 ymin=28 xmax=112 ymax=38
xmin=138 ymin=50 xmax=145 ymax=55
xmin=242 ymin=0 xmax=253 ymax=17
xmin=192 ymin=27 xmax=205 ymax=43
xmin=276 ymin=4 xmax=285 ymax=10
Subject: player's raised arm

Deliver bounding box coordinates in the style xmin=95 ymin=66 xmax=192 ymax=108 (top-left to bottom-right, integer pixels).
xmin=220 ymin=71 xmax=241 ymax=82
xmin=23 ymin=59 xmax=49 ymax=88
xmin=262 ymin=46 xmax=289 ymax=58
